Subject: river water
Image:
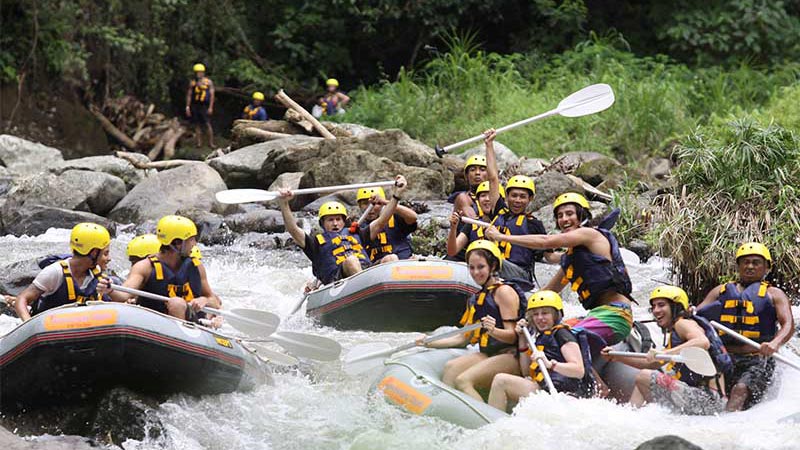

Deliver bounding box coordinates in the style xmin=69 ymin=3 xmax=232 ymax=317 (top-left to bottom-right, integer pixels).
xmin=1 ymin=228 xmax=799 ymax=450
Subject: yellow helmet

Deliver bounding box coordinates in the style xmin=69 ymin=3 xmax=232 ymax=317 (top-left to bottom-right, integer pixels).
xmin=126 ymin=234 xmax=161 ymax=259
xmin=475 ymin=181 xmax=505 ymax=198
xmin=156 ymin=215 xmax=198 ymax=245
xmin=649 ymin=285 xmax=689 ymax=311
xmin=193 ymin=63 xmax=206 ymax=72
xmin=735 ymin=242 xmax=772 ymax=266
xmin=318 ymin=201 xmax=348 ymax=220
xmin=356 ymin=187 xmax=386 ymax=202
xmin=464 ymin=155 xmax=487 ymax=172
xmin=553 ymin=192 xmax=590 ymax=212
xmin=526 ymin=290 xmax=563 ymax=312
xmin=465 ymin=239 xmax=503 ymax=269
xmin=505 ymin=175 xmax=536 ymax=196
xmin=326 ymin=78 xmax=339 ymax=87
xmin=70 ymin=223 xmax=111 ymax=255
xmin=252 ymin=91 xmax=265 ymax=101
xmin=190 ymin=245 xmax=203 ymax=260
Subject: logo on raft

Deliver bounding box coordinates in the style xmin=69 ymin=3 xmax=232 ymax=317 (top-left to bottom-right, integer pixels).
xmin=390 ymin=266 xmax=454 ymax=281
xmin=43 ymin=309 xmax=119 ymax=331
xmin=377 ymin=376 xmax=432 ymax=415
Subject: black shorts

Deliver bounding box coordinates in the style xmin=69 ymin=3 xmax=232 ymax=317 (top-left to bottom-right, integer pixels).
xmin=190 ymin=104 xmax=210 ymax=125
xmin=727 ymin=353 xmax=776 ymax=408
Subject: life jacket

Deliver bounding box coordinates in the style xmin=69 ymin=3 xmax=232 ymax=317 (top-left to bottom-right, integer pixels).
xmin=324 ymin=95 xmax=338 ymax=116
xmin=363 ymin=214 xmax=414 ymax=261
xmin=715 ymin=281 xmax=777 ymax=344
xmin=312 ymin=230 xmax=370 ymax=284
xmin=528 ymin=324 xmax=595 ymax=397
xmin=140 ymin=255 xmax=203 ymax=312
xmin=243 ymin=104 xmax=266 ymax=120
xmin=459 ymin=279 xmax=532 ymax=355
xmin=191 ymin=77 xmax=211 ymax=105
xmin=559 ymin=227 xmax=632 ymax=310
xmin=487 ymin=205 xmax=544 ymax=270
xmin=665 ymin=315 xmax=733 ymax=388
xmin=31 ymin=260 xmax=102 ymax=315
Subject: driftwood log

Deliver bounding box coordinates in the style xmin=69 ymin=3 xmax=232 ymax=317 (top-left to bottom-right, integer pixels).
xmin=90 ymin=105 xmax=137 ymax=149
xmin=275 ymin=89 xmax=335 ymax=139
xmin=116 ymin=151 xmax=197 ymax=170
xmin=93 ymin=96 xmax=188 ymax=158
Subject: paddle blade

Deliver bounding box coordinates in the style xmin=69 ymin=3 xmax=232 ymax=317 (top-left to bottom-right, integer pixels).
xmin=219 ymin=308 xmax=280 ymax=338
xmin=344 ymin=343 xmax=394 ymax=375
xmin=245 ymin=343 xmax=300 ymax=367
xmin=679 ymin=347 xmax=717 ymax=377
xmin=271 ymin=331 xmax=342 ymax=362
xmin=215 ymin=189 xmax=277 ymax=204
xmin=557 ymin=84 xmax=615 ymax=118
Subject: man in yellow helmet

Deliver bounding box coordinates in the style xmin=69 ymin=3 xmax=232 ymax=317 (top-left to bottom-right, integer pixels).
xmin=317 ymin=78 xmax=350 ymax=117
xmin=448 ymin=154 xmax=487 ymax=222
xmin=14 ymin=223 xmax=112 ymax=321
xmin=696 ymin=242 xmax=794 ymax=411
xmin=278 ymin=176 xmax=408 ymax=285
xmin=100 ymin=215 xmax=221 ymax=320
xmin=242 ymin=91 xmax=268 ymax=121
xmin=355 ymin=186 xmax=418 ymax=263
xmin=185 ymin=63 xmax=215 ymax=148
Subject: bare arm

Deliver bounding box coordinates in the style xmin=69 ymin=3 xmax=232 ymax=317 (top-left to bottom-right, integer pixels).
xmin=484 ymin=129 xmax=502 ymax=209
xmin=486 ymin=285 xmax=521 ymax=345
xmin=278 ymin=190 xmax=306 ymax=248
xmin=695 ymin=284 xmax=723 ymax=310
xmin=487 ymin=226 xmax=598 ymax=250
xmin=337 ymin=92 xmax=350 ymax=106
xmin=394 ymin=205 xmax=417 ymax=225
xmin=768 ymin=287 xmax=795 ymax=351
xmin=446 ymin=212 xmax=467 ymax=256
xmin=454 ymin=193 xmax=477 ymax=219
xmin=369 ymin=175 xmax=407 ymax=240
xmin=15 ymin=285 xmax=43 ymax=321
xmin=208 ymin=79 xmax=215 ymax=112
xmin=552 ymin=341 xmax=585 ymax=379
xmin=99 ymin=260 xmax=150 ymax=302
xmin=601 ymin=346 xmax=663 ymax=370
xmin=186 ymin=84 xmax=193 ymax=109
xmin=664 ymin=319 xmax=710 ymax=355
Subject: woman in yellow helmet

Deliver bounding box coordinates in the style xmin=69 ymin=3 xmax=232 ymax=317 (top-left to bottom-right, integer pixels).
xmin=242 ymin=91 xmax=268 ymax=121
xmin=185 ymin=63 xmax=215 ymax=148
xmin=488 ymin=290 xmax=594 ymax=411
xmin=15 ymin=223 xmax=113 ymax=321
xmin=419 ymin=240 xmax=526 ymax=402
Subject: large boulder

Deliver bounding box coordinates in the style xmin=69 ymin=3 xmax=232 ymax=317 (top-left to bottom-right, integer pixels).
xmin=1 ymin=201 xmax=116 ymax=237
xmin=530 ymin=171 xmax=585 ymax=211
xmin=8 ymin=170 xmax=126 ymax=216
xmin=319 ymin=129 xmax=438 ymax=168
xmin=267 ymin=172 xmax=309 ymax=209
xmin=0 ymin=135 xmax=64 ymax=176
xmin=441 ymin=155 xmax=469 ymax=193
xmin=460 ymin=140 xmax=519 ymax=170
xmin=227 ymin=208 xmax=284 ymax=234
xmin=50 ymin=155 xmax=146 ymax=189
xmin=646 ymin=157 xmax=672 ymax=180
xmin=549 ymin=151 xmax=608 ymax=173
xmin=108 ymin=163 xmax=227 ymax=223
xmin=322 ymin=122 xmax=378 ymax=138
xmin=0 ymin=258 xmax=41 ymax=296
xmin=0 ymin=426 xmax=95 ymax=450
xmin=209 ymin=136 xmax=322 ymax=188
xmin=635 ymin=435 xmax=703 ymax=450
xmin=574 ymin=155 xmax=624 ymax=187
xmin=513 ymin=157 xmax=548 ymax=177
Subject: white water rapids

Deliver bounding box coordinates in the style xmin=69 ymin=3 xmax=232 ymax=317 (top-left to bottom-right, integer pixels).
xmin=1 ymin=228 xmax=799 ymax=450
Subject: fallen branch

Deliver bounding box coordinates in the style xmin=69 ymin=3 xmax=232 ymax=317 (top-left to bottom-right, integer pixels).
xmin=91 ymin=105 xmax=137 ymax=149
xmin=275 ymin=89 xmax=335 ymax=139
xmin=147 ymin=128 xmax=171 ymax=160
xmin=238 ymin=127 xmax=293 ymax=142
xmin=566 ymin=174 xmax=612 ymax=201
xmin=163 ymin=127 xmax=186 ymax=160
xmin=115 ymin=151 xmax=197 ymax=170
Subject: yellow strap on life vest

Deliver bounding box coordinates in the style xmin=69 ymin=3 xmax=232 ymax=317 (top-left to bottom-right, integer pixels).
xmin=720 ymin=285 xmax=727 ymax=294
xmin=720 ymin=315 xmax=737 ymax=324
xmin=571 ymin=276 xmax=583 ymax=292
xmin=758 ymin=282 xmax=768 ymax=297
xmin=476 ymin=291 xmax=486 ymax=306
xmin=565 ymin=265 xmax=574 ymax=280
xmin=515 ymin=215 xmax=524 ymax=227
xmin=316 ymin=234 xmax=326 ymax=245
xmin=191 ymin=257 xmax=201 ymax=267
xmin=150 ymin=256 xmax=164 ymax=280
xmin=378 ymin=232 xmax=388 ymax=245
xmin=388 ymin=215 xmax=395 ymax=228
xmin=743 ymin=330 xmax=761 ymax=338
xmin=60 ymin=261 xmax=77 ymax=301
xmin=724 ymin=300 xmax=738 ymax=309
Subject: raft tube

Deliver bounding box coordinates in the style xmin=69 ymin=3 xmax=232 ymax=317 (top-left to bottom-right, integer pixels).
xmin=369 ymin=322 xmax=652 ymax=428
xmin=305 ymin=259 xmax=479 ymax=332
xmin=0 ymin=302 xmax=271 ymax=413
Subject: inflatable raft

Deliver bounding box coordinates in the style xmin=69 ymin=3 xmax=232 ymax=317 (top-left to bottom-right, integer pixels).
xmin=369 ymin=322 xmax=652 ymax=428
xmin=0 ymin=302 xmax=271 ymax=413
xmin=305 ymin=259 xmax=479 ymax=332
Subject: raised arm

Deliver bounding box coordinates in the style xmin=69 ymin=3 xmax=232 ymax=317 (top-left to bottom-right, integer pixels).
xmin=486 ymin=225 xmax=597 ymax=250
xmin=395 ymin=204 xmax=417 ymax=225
xmin=484 ymin=129 xmax=502 ymax=209
xmin=369 ymin=175 xmax=407 ymax=240
xmin=446 ymin=212 xmax=468 ymax=257
xmin=278 ymin=189 xmax=306 ymax=248
xmin=337 ymin=92 xmax=350 ymax=106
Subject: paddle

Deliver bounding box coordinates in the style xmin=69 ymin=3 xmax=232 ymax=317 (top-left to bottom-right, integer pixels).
xmin=608 ymin=347 xmax=717 ymax=377
xmin=521 ymin=327 xmax=557 ymax=394
xmin=245 ymin=344 xmax=300 ymax=366
xmin=344 ymin=323 xmax=483 ymax=375
xmin=710 ymin=321 xmax=800 ymax=372
xmin=249 ymin=331 xmax=342 ymax=362
xmin=460 ymin=216 xmax=492 ymax=228
xmin=434 ymin=84 xmax=615 ymax=157
xmin=215 ymin=180 xmax=396 ymax=204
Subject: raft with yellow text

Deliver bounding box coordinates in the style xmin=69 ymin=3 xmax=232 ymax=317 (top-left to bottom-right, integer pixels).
xmin=305 ymin=259 xmax=479 ymax=331
xmin=0 ymin=302 xmax=272 ymax=412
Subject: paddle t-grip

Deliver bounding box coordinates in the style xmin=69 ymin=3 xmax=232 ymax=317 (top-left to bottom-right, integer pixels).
xmin=435 ymin=144 xmax=447 ymax=158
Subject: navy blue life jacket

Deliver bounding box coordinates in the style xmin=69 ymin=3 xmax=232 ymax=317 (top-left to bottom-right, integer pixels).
xmin=312 ymin=229 xmax=370 ymax=284
xmin=559 ymin=227 xmax=632 ymax=310
xmin=714 ymin=281 xmax=777 ymax=344
xmin=31 ymin=260 xmax=101 ymax=315
xmin=529 ymin=324 xmax=595 ymax=397
xmin=488 ymin=205 xmax=545 ymax=270
xmin=362 ymin=214 xmax=414 ymax=261
xmin=666 ymin=315 xmax=733 ymax=388
xmin=140 ymin=255 xmax=203 ymax=314
xmin=460 ymin=279 xmax=532 ymax=355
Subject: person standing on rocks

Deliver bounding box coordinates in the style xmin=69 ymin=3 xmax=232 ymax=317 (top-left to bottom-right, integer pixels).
xmin=185 ymin=63 xmax=215 ymax=148
xmin=99 ymin=215 xmax=221 ymax=321
xmin=278 ymin=175 xmax=407 ymax=286
xmin=355 ymin=186 xmax=418 ymax=263
xmin=696 ymin=243 xmax=794 ymax=411
xmin=14 ymin=223 xmax=112 ymax=321
xmin=243 ymin=91 xmax=268 ymax=121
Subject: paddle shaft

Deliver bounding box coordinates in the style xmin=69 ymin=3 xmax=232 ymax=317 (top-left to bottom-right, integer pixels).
xmin=110 ymin=284 xmax=223 ymax=317
xmin=460 ymin=216 xmax=492 ymax=228
xmin=289 ymin=180 xmax=395 ymax=197
xmin=607 ymin=350 xmax=683 ymax=363
xmin=347 ymin=323 xmax=483 ymax=364
xmin=522 ymin=327 xmax=557 ymax=394
xmin=710 ymin=321 xmax=800 ymax=371
xmin=439 ymin=110 xmax=557 ymax=154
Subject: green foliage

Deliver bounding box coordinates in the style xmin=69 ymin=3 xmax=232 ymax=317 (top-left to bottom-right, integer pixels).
xmin=657 ymin=118 xmax=800 ymax=297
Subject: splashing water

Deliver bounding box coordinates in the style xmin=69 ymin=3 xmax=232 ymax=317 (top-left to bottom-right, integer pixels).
xmin=1 ymin=230 xmax=799 ymax=450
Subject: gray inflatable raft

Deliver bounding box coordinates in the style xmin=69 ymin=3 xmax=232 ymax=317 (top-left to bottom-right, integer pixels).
xmin=305 ymin=259 xmax=479 ymax=332
xmin=0 ymin=302 xmax=272 ymax=412
xmin=369 ymin=322 xmax=652 ymax=428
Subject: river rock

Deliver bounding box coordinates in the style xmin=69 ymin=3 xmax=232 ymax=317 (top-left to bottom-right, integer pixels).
xmin=1 ymin=200 xmax=117 ymax=237
xmin=268 ymin=172 xmax=310 ymax=210
xmin=210 ymin=136 xmax=322 ymax=188
xmin=0 ymin=258 xmax=40 ymax=295
xmin=635 ymin=435 xmax=704 ymax=450
xmin=530 ymin=171 xmax=585 ymax=211
xmin=108 ymin=163 xmax=227 ymax=223
xmin=646 ymin=157 xmax=672 ymax=180
xmin=0 ymin=135 xmax=65 ymax=176
xmin=627 ymin=238 xmax=654 ymax=263
xmin=322 ymin=122 xmax=378 ymax=138
xmin=8 ymin=170 xmax=126 ymax=216
xmin=50 ymin=155 xmax=146 ymax=189
xmin=320 ymin=129 xmax=438 ymax=168
xmin=441 ymin=155 xmax=469 ymax=193
xmin=227 ymin=208 xmax=284 ymax=234
xmin=174 ymin=208 xmax=232 ymax=245
xmin=460 ymin=141 xmax=519 ymax=170
xmin=89 ymin=387 xmax=162 ymax=445
xmin=302 ymin=193 xmax=356 ymax=212
xmin=574 ymin=155 xmax=624 ymax=186
xmin=0 ymin=427 xmax=96 ymax=450
xmin=549 ymin=151 xmax=608 ymax=173
xmin=513 ymin=157 xmax=548 ymax=176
